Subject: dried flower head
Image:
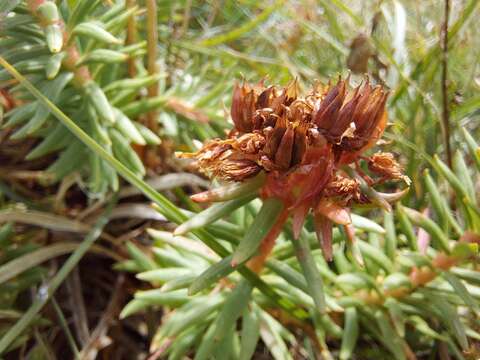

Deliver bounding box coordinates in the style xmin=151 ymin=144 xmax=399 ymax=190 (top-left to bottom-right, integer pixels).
xmin=368 ymin=152 xmax=411 ymax=185
xmin=179 ymin=77 xmax=409 ymax=261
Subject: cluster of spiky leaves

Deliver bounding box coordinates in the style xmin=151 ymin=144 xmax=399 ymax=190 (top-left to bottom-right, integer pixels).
xmin=122 ymin=131 xmax=480 ymax=360
xmin=0 ymin=0 xmax=162 ymax=195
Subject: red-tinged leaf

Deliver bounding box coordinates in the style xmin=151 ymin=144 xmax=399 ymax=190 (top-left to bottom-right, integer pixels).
xmin=292 ymin=202 xmax=310 ymax=239
xmin=417 ymin=209 xmax=431 ymax=254
xmin=316 ymin=199 xmax=351 ymax=225
xmin=314 ymin=213 xmax=333 ymax=261
xmin=344 ymin=223 xmax=364 ymax=266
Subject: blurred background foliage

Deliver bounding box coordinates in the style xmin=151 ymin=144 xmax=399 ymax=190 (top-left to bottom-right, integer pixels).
xmin=0 ymin=0 xmax=479 ymax=359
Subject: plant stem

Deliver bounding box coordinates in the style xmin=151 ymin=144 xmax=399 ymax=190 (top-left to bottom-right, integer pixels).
xmin=247 ymin=209 xmax=289 ymax=273
xmin=126 ymin=0 xmax=138 ymax=78
xmin=146 ymin=0 xmax=159 ymax=131
xmin=51 ymin=297 xmax=80 ymax=358
xmin=441 ymin=0 xmax=452 ymax=168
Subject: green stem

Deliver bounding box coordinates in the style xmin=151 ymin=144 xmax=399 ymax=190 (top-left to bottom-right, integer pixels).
xmin=52 ymin=297 xmax=80 ymax=358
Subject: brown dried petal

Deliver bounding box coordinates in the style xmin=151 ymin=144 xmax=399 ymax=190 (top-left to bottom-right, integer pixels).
xmin=368 ymin=152 xmax=410 ymax=183
xmin=263 ymin=115 xmax=287 ymax=160
xmin=274 ymin=123 xmax=295 ymax=170
xmin=314 ymin=80 xmax=346 ymax=130
xmin=215 ymin=159 xmax=261 ymax=181
xmin=184 ymin=77 xmax=397 ymax=190
xmin=324 ymin=175 xmax=360 ymax=202
xmin=340 ymin=85 xmax=388 ymax=150
xmin=292 ymin=122 xmax=308 ymax=166
xmin=329 ymin=86 xmax=362 ymax=138
xmin=230 ymin=84 xmax=248 ymax=132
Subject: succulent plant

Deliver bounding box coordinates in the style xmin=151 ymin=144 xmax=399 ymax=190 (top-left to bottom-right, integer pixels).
xmin=120 ymin=130 xmax=480 ymax=359
xmin=1 ymin=1 xmax=479 ymax=359
xmin=1 ymin=0 xmax=160 ymax=195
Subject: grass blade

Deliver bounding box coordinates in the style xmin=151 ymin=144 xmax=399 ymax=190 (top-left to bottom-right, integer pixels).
xmin=0 ymin=196 xmax=116 ymax=354
xmin=0 ymin=242 xmax=78 ymax=285
xmin=199 ymin=1 xmax=285 ymax=47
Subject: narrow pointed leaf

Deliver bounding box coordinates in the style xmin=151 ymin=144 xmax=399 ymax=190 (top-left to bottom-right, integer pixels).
xmin=240 ymin=308 xmax=261 ymax=360
xmin=195 ymin=281 xmax=253 ymax=360
xmin=428 ymin=293 xmax=469 ymax=350
xmin=357 ymin=240 xmax=394 ymax=273
xmin=73 ymin=21 xmax=122 ymax=44
xmin=462 ymin=127 xmax=480 ymax=171
xmin=119 ymin=299 xmax=150 ymax=319
xmin=401 ymin=206 xmax=450 ymax=252
xmin=45 ymin=52 xmax=65 ymax=79
xmin=191 ymin=172 xmax=265 ymax=202
xmin=189 ymin=255 xmax=235 ymax=295
xmin=135 ymin=123 xmax=161 ymax=145
xmin=396 ymin=205 xmax=417 ymax=250
xmin=351 ymin=214 xmax=386 ymax=234
xmin=175 ymin=195 xmax=255 ymax=235
xmin=134 ymin=289 xmax=189 ymax=307
xmin=424 ymin=169 xmax=462 ymax=235
xmin=47 ymin=140 xmax=88 ymax=181
xmin=433 ymin=155 xmax=469 ymax=200
xmin=125 ymin=241 xmax=156 ymax=271
xmin=110 ymin=128 xmax=145 ymax=177
xmin=78 ymin=49 xmax=128 ymax=65
xmin=232 ymin=197 xmax=284 ymax=266
xmin=137 ymin=268 xmax=194 ymax=284
xmin=384 ymin=211 xmax=396 ymax=259
xmin=339 ymin=307 xmax=359 ymax=360
xmin=160 ymin=275 xmax=196 ymax=292
xmin=453 ymin=150 xmax=476 ymax=205
xmin=375 ymin=310 xmax=406 ymax=360
xmin=113 ymin=107 xmax=145 ymax=145
xmin=443 ymin=271 xmax=479 ymax=313
xmin=408 ymin=316 xmax=447 ymax=341
xmin=85 ymin=81 xmax=115 ymax=124
xmin=266 ymin=259 xmax=308 ymax=293
xmin=292 ymin=233 xmax=326 ymax=313
xmin=385 ymin=298 xmax=406 ymax=337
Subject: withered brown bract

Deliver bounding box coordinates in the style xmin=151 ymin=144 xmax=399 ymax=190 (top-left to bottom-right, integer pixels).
xmin=179 ymin=77 xmax=409 ymax=260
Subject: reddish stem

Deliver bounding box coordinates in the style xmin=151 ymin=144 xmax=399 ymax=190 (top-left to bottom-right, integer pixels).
xmin=247 ymin=209 xmax=289 ymax=273
xmin=126 ymin=0 xmax=138 ymax=78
